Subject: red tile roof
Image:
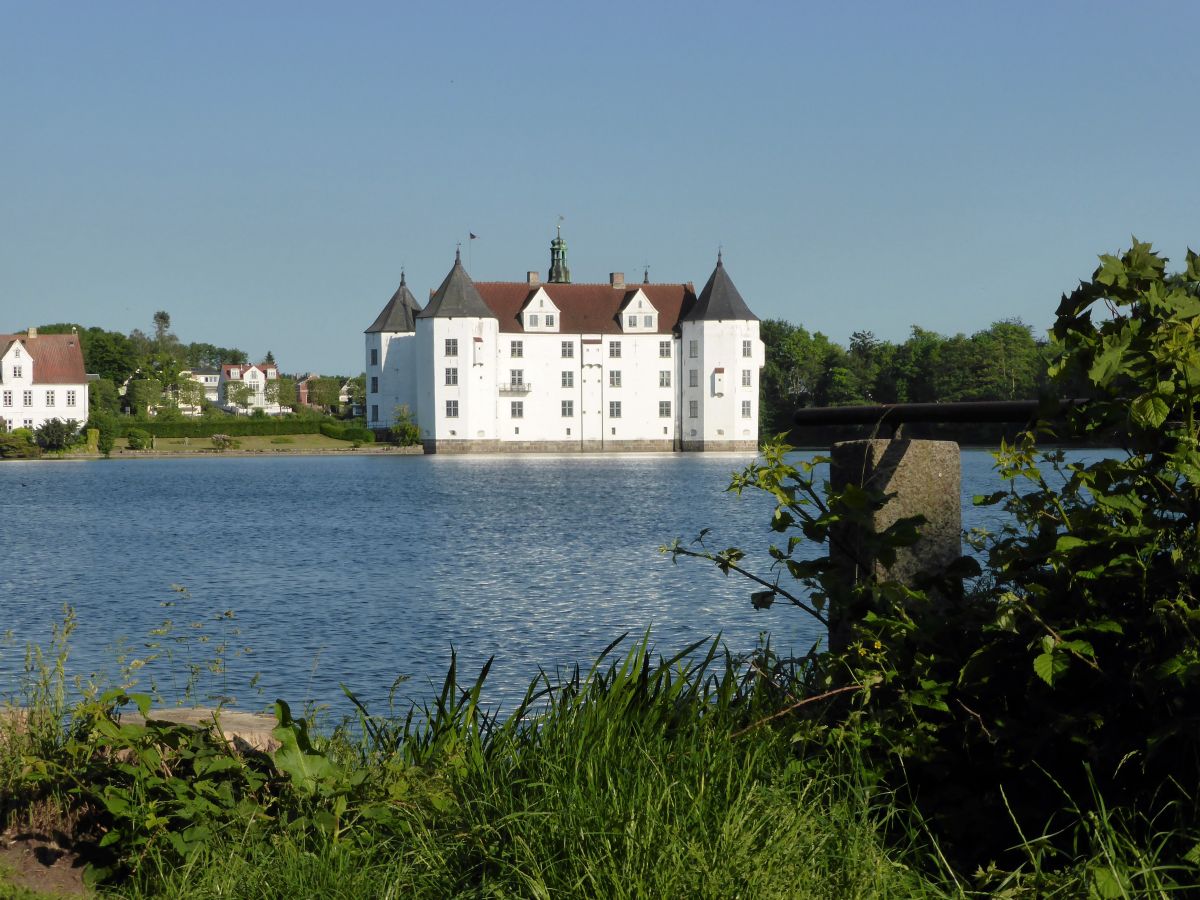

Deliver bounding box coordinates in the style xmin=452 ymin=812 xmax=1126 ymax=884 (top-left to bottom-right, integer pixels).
xmin=0 ymin=333 xmax=87 ymax=384
xmin=473 ymin=282 xmax=698 ymax=335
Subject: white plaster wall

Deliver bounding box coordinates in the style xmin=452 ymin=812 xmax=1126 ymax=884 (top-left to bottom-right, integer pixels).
xmin=367 ymin=332 xmax=418 ymax=428
xmin=690 ymin=320 xmax=763 ymax=444
xmin=422 ymin=318 xmax=499 ymax=442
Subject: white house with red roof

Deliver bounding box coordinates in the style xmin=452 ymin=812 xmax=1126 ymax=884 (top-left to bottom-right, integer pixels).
xmin=0 ymin=328 xmax=89 ymax=433
xmin=218 ymin=362 xmax=286 ymax=415
xmin=364 ymin=233 xmax=764 ymax=453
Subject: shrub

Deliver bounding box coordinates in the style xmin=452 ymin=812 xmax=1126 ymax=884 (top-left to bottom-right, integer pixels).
xmin=97 ymin=430 xmax=115 ymax=457
xmin=34 ymin=418 xmax=80 ymax=451
xmin=210 ymin=434 xmax=238 ymax=452
xmin=0 ymin=433 xmax=41 ymax=459
xmin=126 ymin=428 xmax=152 ymax=450
xmin=389 ymin=404 xmax=421 ymax=446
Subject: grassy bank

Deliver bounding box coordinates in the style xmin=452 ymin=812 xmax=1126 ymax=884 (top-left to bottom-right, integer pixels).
xmin=2 ymin=623 xmax=1194 ymax=898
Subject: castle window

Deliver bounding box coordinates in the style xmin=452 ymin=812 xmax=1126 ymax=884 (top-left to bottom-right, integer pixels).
xmin=370 ymin=349 xmax=378 ymax=366
xmin=689 ymin=400 xmax=698 ymax=418
xmin=445 ymin=400 xmax=459 ymax=418
xmin=659 ymin=400 xmax=671 ymax=418
xmin=445 ymin=339 xmax=458 ymax=357
xmin=445 ymin=368 xmax=458 ymax=386
xmin=689 ymin=369 xmax=698 ymax=388
xmin=609 ymin=371 xmax=621 ymax=388
xmin=561 ymin=371 xmax=574 ymax=388
xmin=741 ymin=400 xmax=752 ymax=418
xmin=13 ymin=366 xmax=22 ymax=379
xmin=742 ymin=340 xmax=753 ymax=358
xmin=688 ymin=340 xmax=698 ymax=358
xmin=510 ymin=369 xmax=525 ymax=388
xmin=627 ymin=315 xmax=636 ymax=328
xmin=742 ymin=369 xmax=752 ymax=387
xmin=511 ymin=340 xmax=523 ymax=358
xmin=23 ymin=391 xmax=33 ymax=407
xmin=659 ymin=371 xmax=671 ymax=388
xmin=562 ymin=341 xmax=573 ymax=358
xmin=561 ymin=400 xmax=573 ymax=417
xmin=609 ymin=341 xmax=621 ymax=358
xmin=1 ymin=391 xmax=10 ymax=407
xmin=546 ymin=314 xmax=555 ymax=327
xmin=643 ymin=316 xmax=653 ymax=328
xmin=370 ymin=376 xmax=378 ymax=394
xmin=659 ymin=340 xmax=671 ymax=358
xmin=609 ymin=400 xmax=622 ymax=419
xmin=511 ymin=401 xmax=524 ymax=418
xmin=371 ymin=404 xmax=379 ymax=422
xmin=529 ymin=314 xmax=539 ymax=328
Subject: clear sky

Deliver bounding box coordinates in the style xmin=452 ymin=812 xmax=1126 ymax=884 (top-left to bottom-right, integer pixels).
xmin=2 ymin=1 xmax=1197 ymax=375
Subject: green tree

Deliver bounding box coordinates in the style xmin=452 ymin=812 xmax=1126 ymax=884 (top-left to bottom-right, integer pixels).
xmin=265 ymin=376 xmax=295 ymax=410
xmin=34 ymin=418 xmax=80 ymax=451
xmin=89 ymin=378 xmax=120 ymax=416
xmin=126 ymin=379 xmax=163 ymax=416
xmin=308 ymin=377 xmax=343 ymax=412
xmin=224 ymin=382 xmax=255 ymax=414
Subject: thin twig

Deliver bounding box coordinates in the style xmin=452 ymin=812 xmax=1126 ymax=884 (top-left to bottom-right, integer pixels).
xmin=671 ymin=545 xmax=829 ymax=626
xmin=730 ymin=683 xmax=862 ymax=739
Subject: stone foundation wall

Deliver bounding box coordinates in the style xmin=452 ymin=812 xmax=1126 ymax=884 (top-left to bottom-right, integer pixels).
xmin=422 ymin=438 xmax=678 ymax=454
xmin=680 ymin=439 xmax=760 ymax=452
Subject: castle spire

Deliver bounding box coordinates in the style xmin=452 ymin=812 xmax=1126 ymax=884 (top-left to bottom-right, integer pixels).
xmin=548 ymin=223 xmax=571 ymax=283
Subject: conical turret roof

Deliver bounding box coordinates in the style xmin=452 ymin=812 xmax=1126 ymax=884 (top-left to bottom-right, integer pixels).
xmin=364 ymin=271 xmax=422 ymax=333
xmin=681 ymin=253 xmax=757 ymax=322
xmin=417 ymin=249 xmax=496 ymax=319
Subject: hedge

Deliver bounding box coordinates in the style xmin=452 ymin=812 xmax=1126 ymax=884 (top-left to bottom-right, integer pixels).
xmin=110 ymin=419 xmax=323 ymax=439
xmin=319 ymin=422 xmax=376 ymax=443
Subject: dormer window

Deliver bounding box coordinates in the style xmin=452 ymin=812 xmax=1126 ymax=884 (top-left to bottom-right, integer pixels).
xmin=230 ymin=368 xmax=240 ymax=378
xmin=627 ymin=315 xmax=636 ymax=327
xmin=529 ymin=314 xmax=539 ymax=328
xmin=546 ymin=314 xmax=555 ymax=327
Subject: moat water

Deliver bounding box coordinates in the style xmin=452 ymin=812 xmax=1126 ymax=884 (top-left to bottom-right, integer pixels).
xmin=0 ymin=450 xmax=1107 ymax=716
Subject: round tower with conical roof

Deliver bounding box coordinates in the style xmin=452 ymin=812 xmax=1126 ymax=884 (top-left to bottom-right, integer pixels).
xmin=364 ymin=268 xmax=423 ymax=432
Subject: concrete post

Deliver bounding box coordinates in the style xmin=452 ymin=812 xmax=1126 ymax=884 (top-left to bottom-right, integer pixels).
xmin=828 ymin=439 xmax=961 ymax=651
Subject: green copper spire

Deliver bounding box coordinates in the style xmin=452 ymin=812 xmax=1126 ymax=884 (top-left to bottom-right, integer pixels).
xmin=548 ymin=223 xmax=571 ymax=283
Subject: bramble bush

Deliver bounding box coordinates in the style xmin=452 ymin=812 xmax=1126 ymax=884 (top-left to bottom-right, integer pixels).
xmin=671 ymin=240 xmax=1200 ymax=879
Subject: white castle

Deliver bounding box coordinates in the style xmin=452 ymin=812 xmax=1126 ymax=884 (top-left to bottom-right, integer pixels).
xmin=364 ymin=233 xmax=763 ymax=452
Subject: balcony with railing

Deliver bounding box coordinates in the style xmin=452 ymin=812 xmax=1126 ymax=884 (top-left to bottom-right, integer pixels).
xmin=499 ymin=380 xmax=532 ymax=394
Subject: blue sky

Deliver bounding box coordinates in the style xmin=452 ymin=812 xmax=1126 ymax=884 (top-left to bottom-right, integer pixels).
xmin=2 ymin=1 xmax=1197 ymax=374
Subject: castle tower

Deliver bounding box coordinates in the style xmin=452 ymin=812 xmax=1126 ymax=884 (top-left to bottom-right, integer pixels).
xmin=678 ymin=252 xmax=763 ymax=451
xmin=548 ymin=225 xmax=571 ymax=283
xmin=365 ymin=269 xmax=423 ymax=429
xmin=414 ymin=248 xmax=500 ymax=452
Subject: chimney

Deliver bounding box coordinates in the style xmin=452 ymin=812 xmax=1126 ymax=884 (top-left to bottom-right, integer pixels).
xmin=610 ymin=272 xmax=625 ymax=289
xmin=27 ymin=327 xmax=37 ymax=339
xmin=527 ymin=271 xmax=540 ymax=286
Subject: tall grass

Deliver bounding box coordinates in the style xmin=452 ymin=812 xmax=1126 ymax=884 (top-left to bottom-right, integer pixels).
xmin=3 ymin=620 xmax=1196 ymax=897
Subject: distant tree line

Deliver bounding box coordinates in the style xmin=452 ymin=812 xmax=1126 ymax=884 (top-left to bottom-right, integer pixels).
xmin=758 ymin=318 xmax=1078 ymax=440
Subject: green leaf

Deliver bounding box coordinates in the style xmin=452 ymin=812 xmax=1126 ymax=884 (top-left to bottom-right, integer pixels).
xmin=1033 ymin=651 xmax=1069 ymax=686
xmin=1130 ymin=392 xmax=1170 ymax=428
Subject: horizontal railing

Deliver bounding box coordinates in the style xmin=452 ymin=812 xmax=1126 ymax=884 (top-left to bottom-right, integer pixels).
xmin=499 ymin=382 xmax=532 ymax=394
xmin=793 ymin=399 xmax=1086 ymax=434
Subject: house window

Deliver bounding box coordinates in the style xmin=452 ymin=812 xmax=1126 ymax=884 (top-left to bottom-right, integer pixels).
xmin=66 ymin=390 xmax=76 ymax=407
xmin=546 ymin=314 xmax=555 ymax=327
xmin=371 ymin=404 xmax=379 ymax=422
xmin=627 ymin=315 xmax=637 ymax=328
xmin=659 ymin=371 xmax=671 ymax=388
xmin=511 ymin=401 xmax=524 ymax=418
xmin=445 ymin=339 xmax=458 ymax=357
xmin=609 ymin=400 xmax=622 ymax=418
xmin=13 ymin=366 xmax=22 ymax=379
xmin=561 ymin=400 xmax=573 ymax=417
xmin=23 ymin=390 xmax=33 ymax=407
xmin=13 ymin=348 xmax=19 ymax=358
xmin=609 ymin=341 xmax=621 ymax=358
xmin=742 ymin=369 xmax=752 ymax=387
xmin=742 ymin=339 xmax=753 ymax=358
xmin=688 ymin=339 xmax=698 ymax=358
xmin=643 ymin=315 xmax=653 ymax=328
xmin=1 ymin=391 xmax=10 ymax=406
xmin=230 ymin=368 xmax=239 ymax=378
xmin=370 ymin=376 xmax=378 ymax=394
xmin=562 ymin=341 xmax=573 ymax=358
xmin=445 ymin=367 xmax=458 ymax=386
xmin=529 ymin=314 xmax=539 ymax=328
xmin=689 ymin=369 xmax=699 ymax=388
xmin=370 ymin=349 xmax=379 ymax=366
xmin=510 ymin=369 xmax=524 ymax=387
xmin=609 ymin=370 xmax=621 ymax=388
xmin=45 ymin=390 xmax=55 ymax=407
xmin=742 ymin=400 xmax=753 ymax=419
xmin=659 ymin=340 xmax=671 ymax=358
xmin=511 ymin=340 xmax=523 ymax=358
xmin=659 ymin=400 xmax=671 ymax=418
xmin=561 ymin=371 xmax=574 ymax=388
xmin=445 ymin=400 xmax=459 ymax=418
